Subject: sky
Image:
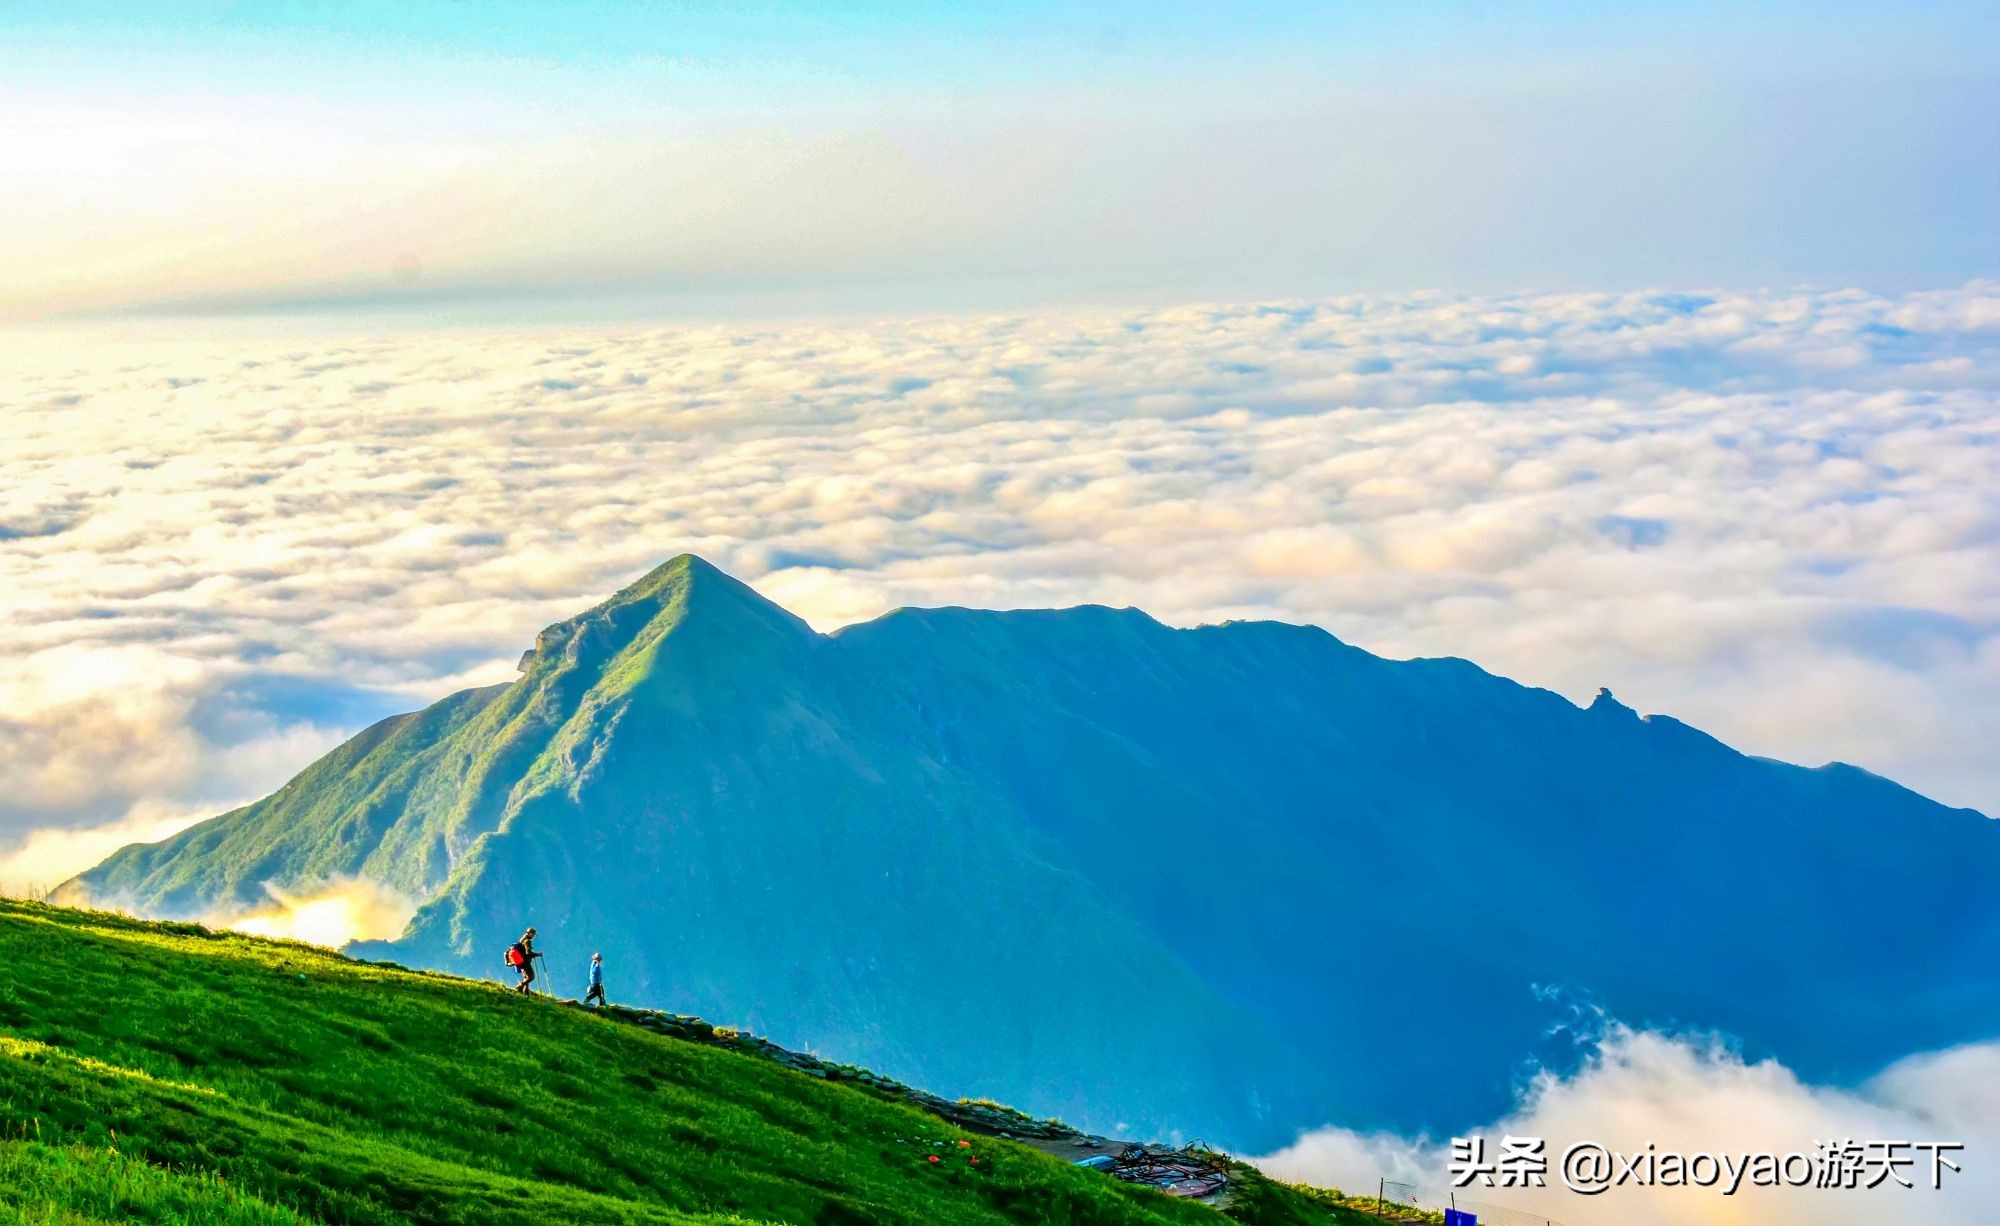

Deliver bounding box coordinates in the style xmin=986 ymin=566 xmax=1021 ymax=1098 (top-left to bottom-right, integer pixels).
xmin=2 ymin=1 xmax=1996 ymax=318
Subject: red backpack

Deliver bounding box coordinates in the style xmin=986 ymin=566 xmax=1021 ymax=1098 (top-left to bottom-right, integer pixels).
xmin=505 ymin=942 xmax=527 ymax=969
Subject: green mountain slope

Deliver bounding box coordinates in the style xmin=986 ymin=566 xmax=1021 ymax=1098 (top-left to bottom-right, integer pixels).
xmin=68 ymin=558 xmax=1333 ymax=1148
xmin=0 ymin=898 xmax=1381 ymax=1226
xmin=62 ymin=554 xmax=2000 ymax=1152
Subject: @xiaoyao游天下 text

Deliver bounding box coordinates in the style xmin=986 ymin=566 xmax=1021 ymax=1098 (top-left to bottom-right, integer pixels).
xmin=1449 ymin=1135 xmax=1964 ymax=1196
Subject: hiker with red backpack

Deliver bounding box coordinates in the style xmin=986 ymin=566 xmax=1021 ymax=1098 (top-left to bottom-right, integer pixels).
xmin=505 ymin=927 xmax=545 ymax=994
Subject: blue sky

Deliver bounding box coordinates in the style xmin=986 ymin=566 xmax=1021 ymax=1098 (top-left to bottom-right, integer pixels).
xmin=1 ymin=1 xmax=1994 ymax=317
xmin=12 ymin=3 xmax=1988 ymax=77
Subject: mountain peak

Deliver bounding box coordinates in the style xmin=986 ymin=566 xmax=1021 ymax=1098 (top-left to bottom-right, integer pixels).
xmin=639 ymin=554 xmax=809 ymax=631
xmin=623 ymin=552 xmax=720 ymax=595
xmin=516 ymin=554 xmax=808 ymax=675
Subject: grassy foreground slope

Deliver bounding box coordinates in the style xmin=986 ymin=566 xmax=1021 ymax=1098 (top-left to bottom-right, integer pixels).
xmin=0 ymin=900 xmax=1378 ymax=1226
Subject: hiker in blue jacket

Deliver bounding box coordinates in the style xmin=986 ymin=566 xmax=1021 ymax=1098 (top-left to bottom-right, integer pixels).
xmin=583 ymin=951 xmax=606 ymax=1007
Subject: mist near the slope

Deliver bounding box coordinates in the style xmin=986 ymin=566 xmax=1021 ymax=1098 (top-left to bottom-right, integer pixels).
xmin=217 ymin=877 xmax=420 ymax=949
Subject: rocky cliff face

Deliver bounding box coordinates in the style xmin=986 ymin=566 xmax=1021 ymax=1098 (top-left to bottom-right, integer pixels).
xmin=65 ymin=555 xmax=2000 ymax=1151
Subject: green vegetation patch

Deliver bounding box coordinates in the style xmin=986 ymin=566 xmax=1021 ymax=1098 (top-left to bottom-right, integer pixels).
xmin=0 ymin=900 xmax=1380 ymax=1225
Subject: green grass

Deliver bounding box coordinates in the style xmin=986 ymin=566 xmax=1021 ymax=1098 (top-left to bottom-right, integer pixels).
xmin=0 ymin=1140 xmax=309 ymax=1225
xmin=0 ymin=899 xmax=1382 ymax=1225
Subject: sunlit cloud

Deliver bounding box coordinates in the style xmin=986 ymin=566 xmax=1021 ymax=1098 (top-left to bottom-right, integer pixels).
xmin=218 ymin=877 xmax=421 ymax=949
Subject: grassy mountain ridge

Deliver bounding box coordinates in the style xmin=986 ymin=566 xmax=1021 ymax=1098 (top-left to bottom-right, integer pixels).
xmin=0 ymin=897 xmax=1389 ymax=1226
xmin=62 ymin=554 xmax=2000 ymax=1149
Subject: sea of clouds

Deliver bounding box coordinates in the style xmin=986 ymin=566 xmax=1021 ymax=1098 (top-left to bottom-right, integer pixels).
xmin=2 ymin=282 xmax=1995 ymax=896
xmin=3 ymin=282 xmax=1996 ymax=1225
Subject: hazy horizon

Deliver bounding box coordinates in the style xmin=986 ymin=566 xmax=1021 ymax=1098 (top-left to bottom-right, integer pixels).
xmin=4 ymin=2 xmax=1995 ymax=322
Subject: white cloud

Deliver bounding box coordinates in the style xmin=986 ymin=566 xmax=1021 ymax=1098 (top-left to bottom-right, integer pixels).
xmin=0 ymin=645 xmax=206 ymax=819
xmin=0 ymin=282 xmax=1994 ymax=900
xmin=217 ymin=877 xmax=420 ymax=949
xmin=1254 ymin=1026 xmax=2000 ymax=1226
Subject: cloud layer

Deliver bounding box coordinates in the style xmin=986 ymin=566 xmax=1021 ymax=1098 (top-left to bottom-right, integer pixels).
xmin=1 ymin=282 xmax=1995 ymax=890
